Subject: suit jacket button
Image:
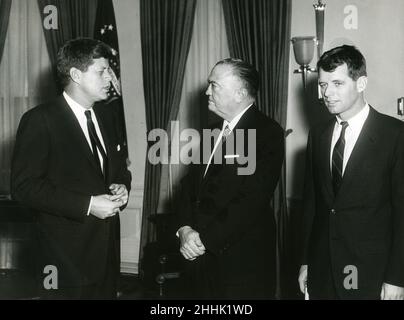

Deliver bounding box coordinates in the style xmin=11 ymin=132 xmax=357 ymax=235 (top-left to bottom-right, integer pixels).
xmin=330 ymin=209 xmax=336 ymax=214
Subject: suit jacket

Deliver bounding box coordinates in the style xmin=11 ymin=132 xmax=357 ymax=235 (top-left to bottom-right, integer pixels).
xmin=302 ymin=106 xmax=404 ymax=299
xmin=178 ymin=105 xmax=284 ymax=298
xmin=11 ymin=96 xmax=131 ymax=287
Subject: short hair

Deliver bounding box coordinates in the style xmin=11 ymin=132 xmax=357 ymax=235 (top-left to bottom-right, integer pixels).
xmin=215 ymin=58 xmax=260 ymax=99
xmin=317 ymin=45 xmax=367 ymax=80
xmin=57 ymin=38 xmax=113 ymax=87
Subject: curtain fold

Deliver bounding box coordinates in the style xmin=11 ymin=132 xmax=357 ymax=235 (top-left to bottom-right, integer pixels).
xmin=139 ymin=0 xmax=197 ymax=267
xmin=0 ymin=0 xmax=12 ymax=63
xmin=37 ymin=0 xmax=98 ymax=88
xmin=158 ymin=0 xmax=230 ymax=216
xmin=0 ymin=0 xmax=55 ymax=195
xmin=222 ymin=0 xmax=292 ymax=299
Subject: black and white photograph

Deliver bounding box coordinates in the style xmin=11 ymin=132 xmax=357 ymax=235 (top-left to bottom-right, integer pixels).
xmin=0 ymin=0 xmax=403 ymax=305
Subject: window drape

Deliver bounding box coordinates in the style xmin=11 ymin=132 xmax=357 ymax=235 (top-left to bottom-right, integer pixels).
xmin=222 ymin=0 xmax=292 ymax=299
xmin=139 ymin=0 xmax=197 ymax=267
xmin=37 ymin=0 xmax=98 ymax=88
xmin=158 ymin=0 xmax=230 ymax=215
xmin=0 ymin=0 xmax=12 ymax=62
xmin=0 ymin=0 xmax=55 ymax=195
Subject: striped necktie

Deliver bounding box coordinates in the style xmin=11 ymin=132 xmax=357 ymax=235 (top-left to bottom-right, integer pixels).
xmin=332 ymin=121 xmax=348 ymax=195
xmin=84 ymin=110 xmax=108 ymax=179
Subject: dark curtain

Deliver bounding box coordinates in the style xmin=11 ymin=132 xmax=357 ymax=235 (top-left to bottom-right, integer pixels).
xmin=222 ymin=0 xmax=292 ymax=298
xmin=93 ymin=0 xmax=129 ymax=160
xmin=37 ymin=0 xmax=98 ymax=90
xmin=0 ymin=0 xmax=12 ymax=63
xmin=139 ymin=0 xmax=196 ymax=268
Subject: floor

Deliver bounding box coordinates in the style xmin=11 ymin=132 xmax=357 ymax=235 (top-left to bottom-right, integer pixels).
xmin=0 ymin=270 xmax=186 ymax=300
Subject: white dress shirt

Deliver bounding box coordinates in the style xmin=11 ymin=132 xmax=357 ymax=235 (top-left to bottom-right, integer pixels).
xmin=330 ymin=103 xmax=370 ymax=175
xmin=63 ymin=91 xmax=107 ymax=169
xmin=63 ymin=91 xmax=108 ymax=215
xmin=204 ymin=103 xmax=253 ymax=177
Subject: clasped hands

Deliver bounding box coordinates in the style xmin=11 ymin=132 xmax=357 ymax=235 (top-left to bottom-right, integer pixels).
xmin=179 ymin=226 xmax=206 ymax=260
xmin=90 ymin=183 xmax=129 ymax=219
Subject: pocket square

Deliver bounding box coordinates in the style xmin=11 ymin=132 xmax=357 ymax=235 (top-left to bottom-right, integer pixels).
xmin=224 ymin=154 xmax=239 ymax=159
xmin=117 ymin=144 xmax=121 ymax=151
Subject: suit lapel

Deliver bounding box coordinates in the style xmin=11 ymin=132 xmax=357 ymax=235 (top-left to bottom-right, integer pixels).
xmin=336 ymin=108 xmax=378 ymax=202
xmin=94 ymin=105 xmax=112 ymax=183
xmin=319 ymin=120 xmax=335 ymax=203
xmin=200 ymin=105 xmax=257 ymax=189
xmin=58 ymin=96 xmax=105 ymax=180
xmin=199 ymin=124 xmax=223 ymax=185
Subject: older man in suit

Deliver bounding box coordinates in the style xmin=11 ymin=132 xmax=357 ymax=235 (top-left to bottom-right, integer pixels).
xmin=11 ymin=38 xmax=131 ymax=299
xmin=176 ymin=58 xmax=284 ymax=299
xmin=298 ymin=45 xmax=404 ymax=299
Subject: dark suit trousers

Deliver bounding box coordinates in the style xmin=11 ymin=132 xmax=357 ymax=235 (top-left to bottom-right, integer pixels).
xmin=40 ymin=237 xmax=118 ymax=300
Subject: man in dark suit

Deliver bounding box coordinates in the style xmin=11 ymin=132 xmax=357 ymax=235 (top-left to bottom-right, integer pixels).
xmin=298 ymin=45 xmax=404 ymax=299
xmin=176 ymin=58 xmax=284 ymax=299
xmin=11 ymin=38 xmax=131 ymax=299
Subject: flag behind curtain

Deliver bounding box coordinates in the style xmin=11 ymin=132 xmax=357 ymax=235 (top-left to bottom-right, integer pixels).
xmin=139 ymin=0 xmax=196 ymax=272
xmin=93 ymin=0 xmax=129 ymax=160
xmin=222 ymin=0 xmax=292 ymax=298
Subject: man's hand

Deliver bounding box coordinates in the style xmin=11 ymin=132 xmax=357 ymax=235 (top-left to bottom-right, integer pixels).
xmin=381 ymin=283 xmax=404 ymax=300
xmin=178 ymin=226 xmax=206 ymax=261
xmin=298 ymin=264 xmax=308 ymax=294
xmin=90 ymin=194 xmax=124 ymax=219
xmin=109 ymin=183 xmax=129 ymax=205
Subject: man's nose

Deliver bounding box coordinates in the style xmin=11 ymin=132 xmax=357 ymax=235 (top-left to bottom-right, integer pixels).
xmin=205 ymin=84 xmax=211 ymax=96
xmin=323 ymin=84 xmax=333 ymax=98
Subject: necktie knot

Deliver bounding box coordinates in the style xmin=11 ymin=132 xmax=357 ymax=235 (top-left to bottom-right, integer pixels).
xmin=340 ymin=121 xmax=349 ymax=133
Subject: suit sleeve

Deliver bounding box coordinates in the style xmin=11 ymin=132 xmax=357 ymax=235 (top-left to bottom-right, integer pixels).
xmin=176 ymin=164 xmax=197 ymax=231
xmin=385 ymin=124 xmax=404 ymax=286
xmin=301 ymin=130 xmax=316 ymax=265
xmin=11 ymin=109 xmax=90 ymax=222
xmin=199 ymin=124 xmax=285 ymax=255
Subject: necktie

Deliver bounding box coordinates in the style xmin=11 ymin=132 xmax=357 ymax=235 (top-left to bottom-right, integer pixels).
xmin=332 ymin=121 xmax=349 ymax=195
xmin=222 ymin=125 xmax=231 ymax=143
xmin=84 ymin=110 xmax=108 ymax=178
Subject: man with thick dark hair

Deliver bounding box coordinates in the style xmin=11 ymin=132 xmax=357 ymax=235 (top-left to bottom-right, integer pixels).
xmin=176 ymin=58 xmax=284 ymax=299
xmin=298 ymin=45 xmax=404 ymax=299
xmin=11 ymin=38 xmax=131 ymax=299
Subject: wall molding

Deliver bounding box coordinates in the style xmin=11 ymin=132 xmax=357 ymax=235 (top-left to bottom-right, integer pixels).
xmin=120 ymin=183 xmax=144 ymax=274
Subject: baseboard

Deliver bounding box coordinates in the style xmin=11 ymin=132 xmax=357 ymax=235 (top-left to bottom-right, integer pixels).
xmin=120 ymin=261 xmax=138 ymax=274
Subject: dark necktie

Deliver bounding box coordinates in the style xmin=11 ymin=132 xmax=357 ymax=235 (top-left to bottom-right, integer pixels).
xmin=84 ymin=110 xmax=108 ymax=178
xmin=332 ymin=121 xmax=349 ymax=195
xmin=222 ymin=124 xmax=231 ymax=143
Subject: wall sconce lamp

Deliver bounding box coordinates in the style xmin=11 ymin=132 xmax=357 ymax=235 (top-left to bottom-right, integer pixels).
xmin=291 ymin=36 xmax=317 ymax=90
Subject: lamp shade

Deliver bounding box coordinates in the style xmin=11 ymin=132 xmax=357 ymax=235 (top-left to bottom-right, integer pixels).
xmin=291 ymin=36 xmax=317 ymax=66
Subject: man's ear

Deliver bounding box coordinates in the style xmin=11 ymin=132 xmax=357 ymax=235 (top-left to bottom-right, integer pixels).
xmin=356 ymin=76 xmax=367 ymax=93
xmin=69 ymin=67 xmax=81 ymax=84
xmin=235 ymin=87 xmax=248 ymax=103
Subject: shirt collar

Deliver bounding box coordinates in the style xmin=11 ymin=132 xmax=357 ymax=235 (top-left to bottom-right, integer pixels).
xmin=63 ymin=91 xmax=93 ymax=115
xmin=336 ymin=103 xmax=370 ymax=131
xmin=222 ymin=103 xmax=253 ymax=131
